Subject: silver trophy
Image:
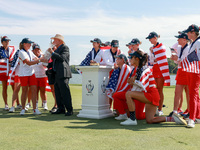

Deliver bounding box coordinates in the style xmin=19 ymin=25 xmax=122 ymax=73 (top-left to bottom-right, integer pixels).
xmin=44 ymin=40 xmax=55 ymax=60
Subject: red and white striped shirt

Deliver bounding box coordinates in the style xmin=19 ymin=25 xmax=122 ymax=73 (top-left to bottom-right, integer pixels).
xmin=133 ymin=67 xmax=156 ymax=92
xmin=151 ymin=43 xmax=170 ymax=86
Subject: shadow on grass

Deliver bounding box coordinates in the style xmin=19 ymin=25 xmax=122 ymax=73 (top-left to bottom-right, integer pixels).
xmin=64 ymin=116 xmax=186 ymax=131
xmin=0 ymin=108 xmax=81 ymax=122
xmin=0 ymin=108 xmax=186 ymax=131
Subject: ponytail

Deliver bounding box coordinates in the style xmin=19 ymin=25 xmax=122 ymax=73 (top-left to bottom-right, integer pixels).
xmin=19 ymin=42 xmax=24 ymax=49
xmin=136 ymin=50 xmax=148 ymax=68
xmin=135 ymin=50 xmax=148 ymax=80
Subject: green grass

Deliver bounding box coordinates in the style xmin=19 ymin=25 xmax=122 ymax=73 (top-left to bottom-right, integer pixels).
xmin=0 ymin=84 xmax=200 ymax=150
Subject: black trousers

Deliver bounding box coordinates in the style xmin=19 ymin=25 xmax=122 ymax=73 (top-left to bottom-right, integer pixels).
xmin=54 ymin=77 xmax=73 ymax=112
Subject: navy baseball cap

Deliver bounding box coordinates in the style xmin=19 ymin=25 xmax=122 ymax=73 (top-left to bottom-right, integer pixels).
xmin=183 ymin=24 xmax=199 ymax=33
xmin=115 ymin=54 xmax=128 ymax=63
xmin=21 ymin=38 xmax=34 ymax=44
xmin=104 ymin=41 xmax=111 ymax=46
xmin=111 ymin=40 xmax=119 ymax=47
xmin=175 ymin=32 xmax=189 ymax=40
xmin=126 ymin=42 xmax=131 ymax=47
xmin=146 ymin=32 xmax=159 ymax=39
xmin=90 ymin=38 xmax=102 ymax=44
xmin=128 ymin=51 xmax=142 ymax=59
xmin=1 ymin=36 xmax=11 ymax=42
xmin=130 ymin=38 xmax=140 ymax=45
xmin=32 ymin=43 xmax=40 ymax=50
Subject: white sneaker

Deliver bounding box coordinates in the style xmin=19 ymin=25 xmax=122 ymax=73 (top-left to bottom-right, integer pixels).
xmin=159 ymin=110 xmax=164 ymax=116
xmin=120 ymin=118 xmax=137 ymax=125
xmin=9 ymin=107 xmax=15 ymax=113
xmin=115 ymin=114 xmax=128 ymax=120
xmin=43 ymin=102 xmax=48 ymax=110
xmin=16 ymin=104 xmax=22 ymax=109
xmin=4 ymin=104 xmax=9 ymax=111
xmin=20 ymin=109 xmax=25 ymax=115
xmin=33 ymin=109 xmax=41 ymax=115
xmin=25 ymin=103 xmax=31 ymax=110
xmin=172 ymin=113 xmax=187 ymax=125
xmin=187 ymin=119 xmax=195 ymax=128
xmin=155 ymin=109 xmax=164 ymax=116
xmin=195 ymin=119 xmax=200 ymax=124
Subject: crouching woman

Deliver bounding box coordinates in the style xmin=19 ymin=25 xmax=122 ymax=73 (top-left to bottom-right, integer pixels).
xmin=120 ymin=50 xmax=186 ymax=126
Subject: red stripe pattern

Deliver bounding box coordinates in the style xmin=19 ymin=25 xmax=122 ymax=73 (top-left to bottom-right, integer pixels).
xmin=139 ymin=68 xmax=156 ymax=92
xmin=45 ymin=77 xmax=52 ymax=92
xmin=182 ymin=57 xmax=200 ymax=74
xmin=153 ymin=43 xmax=170 ymax=86
xmin=106 ymin=64 xmax=132 ymax=99
xmin=0 ymin=46 xmax=16 ymax=77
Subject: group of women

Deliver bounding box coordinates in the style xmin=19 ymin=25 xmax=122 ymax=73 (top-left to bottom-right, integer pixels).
xmin=1 ymin=24 xmax=200 ymax=128
xmin=0 ymin=37 xmax=57 ymax=115
xmin=80 ymin=24 xmax=200 ymax=128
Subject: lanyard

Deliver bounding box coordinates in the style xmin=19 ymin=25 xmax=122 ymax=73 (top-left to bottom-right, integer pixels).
xmin=179 ymin=44 xmax=188 ymax=58
xmin=110 ymin=49 xmax=117 ymax=62
xmin=23 ymin=49 xmax=31 ymax=61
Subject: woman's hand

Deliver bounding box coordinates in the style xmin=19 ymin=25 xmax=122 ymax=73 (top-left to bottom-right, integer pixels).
xmin=90 ymin=60 xmax=96 ymax=63
xmin=127 ymin=76 xmax=136 ymax=86
xmin=114 ymin=63 xmax=118 ymax=69
xmin=40 ymin=56 xmax=48 ymax=63
xmin=170 ymin=55 xmax=178 ymax=61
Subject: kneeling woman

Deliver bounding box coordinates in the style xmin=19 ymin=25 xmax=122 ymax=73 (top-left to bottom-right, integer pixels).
xmin=121 ymin=50 xmax=186 ymax=125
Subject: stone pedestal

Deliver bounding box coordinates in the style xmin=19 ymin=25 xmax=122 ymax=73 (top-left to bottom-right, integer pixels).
xmin=76 ymin=66 xmax=114 ymax=119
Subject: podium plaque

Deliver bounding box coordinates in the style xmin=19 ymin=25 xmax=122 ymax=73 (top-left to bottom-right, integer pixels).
xmin=76 ymin=66 xmax=114 ymax=119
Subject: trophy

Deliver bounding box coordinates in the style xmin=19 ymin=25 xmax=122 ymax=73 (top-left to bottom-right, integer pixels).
xmin=44 ymin=40 xmax=55 ymax=60
xmin=42 ymin=40 xmax=55 ymax=66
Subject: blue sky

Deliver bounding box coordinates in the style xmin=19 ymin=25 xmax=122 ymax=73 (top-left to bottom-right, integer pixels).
xmin=1 ymin=0 xmax=200 ymax=65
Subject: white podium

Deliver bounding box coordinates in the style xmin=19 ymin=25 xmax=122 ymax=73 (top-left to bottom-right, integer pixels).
xmin=76 ymin=65 xmax=114 ymax=119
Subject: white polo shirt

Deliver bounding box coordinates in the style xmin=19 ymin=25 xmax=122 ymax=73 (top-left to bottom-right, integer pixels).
xmin=32 ymin=62 xmax=47 ymax=78
xmin=18 ymin=49 xmax=36 ymax=77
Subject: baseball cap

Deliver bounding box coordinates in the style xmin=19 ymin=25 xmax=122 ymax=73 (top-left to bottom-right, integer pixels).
xmin=21 ymin=38 xmax=34 ymax=44
xmin=111 ymin=40 xmax=119 ymax=47
xmin=115 ymin=54 xmax=128 ymax=63
xmin=128 ymin=51 xmax=142 ymax=59
xmin=90 ymin=38 xmax=102 ymax=44
xmin=32 ymin=43 xmax=40 ymax=50
xmin=175 ymin=32 xmax=189 ymax=40
xmin=1 ymin=36 xmax=11 ymax=42
xmin=183 ymin=24 xmax=199 ymax=33
xmin=126 ymin=42 xmax=131 ymax=47
xmin=146 ymin=32 xmax=159 ymax=39
xmin=104 ymin=41 xmax=111 ymax=46
xmin=130 ymin=38 xmax=141 ymax=45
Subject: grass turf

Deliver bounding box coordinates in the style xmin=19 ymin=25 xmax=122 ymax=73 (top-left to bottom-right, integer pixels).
xmin=0 ymin=85 xmax=200 ymax=150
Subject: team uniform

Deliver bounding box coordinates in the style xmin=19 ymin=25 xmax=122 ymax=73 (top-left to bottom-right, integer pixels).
xmin=181 ymin=37 xmax=200 ymax=122
xmin=109 ymin=65 xmax=146 ymax=120
xmin=0 ymin=46 xmax=15 ymax=81
xmin=18 ymin=49 xmax=37 ymax=86
xmin=175 ymin=44 xmax=189 ymax=85
xmin=132 ymin=66 xmax=160 ymax=106
xmin=149 ymin=43 xmax=170 ymax=86
xmin=99 ymin=49 xmax=121 ymax=66
xmin=80 ymin=48 xmax=102 ymax=66
xmin=32 ymin=56 xmax=47 ymax=87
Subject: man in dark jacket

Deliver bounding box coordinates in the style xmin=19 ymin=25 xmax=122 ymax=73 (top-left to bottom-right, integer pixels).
xmin=48 ymin=34 xmax=73 ymax=116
